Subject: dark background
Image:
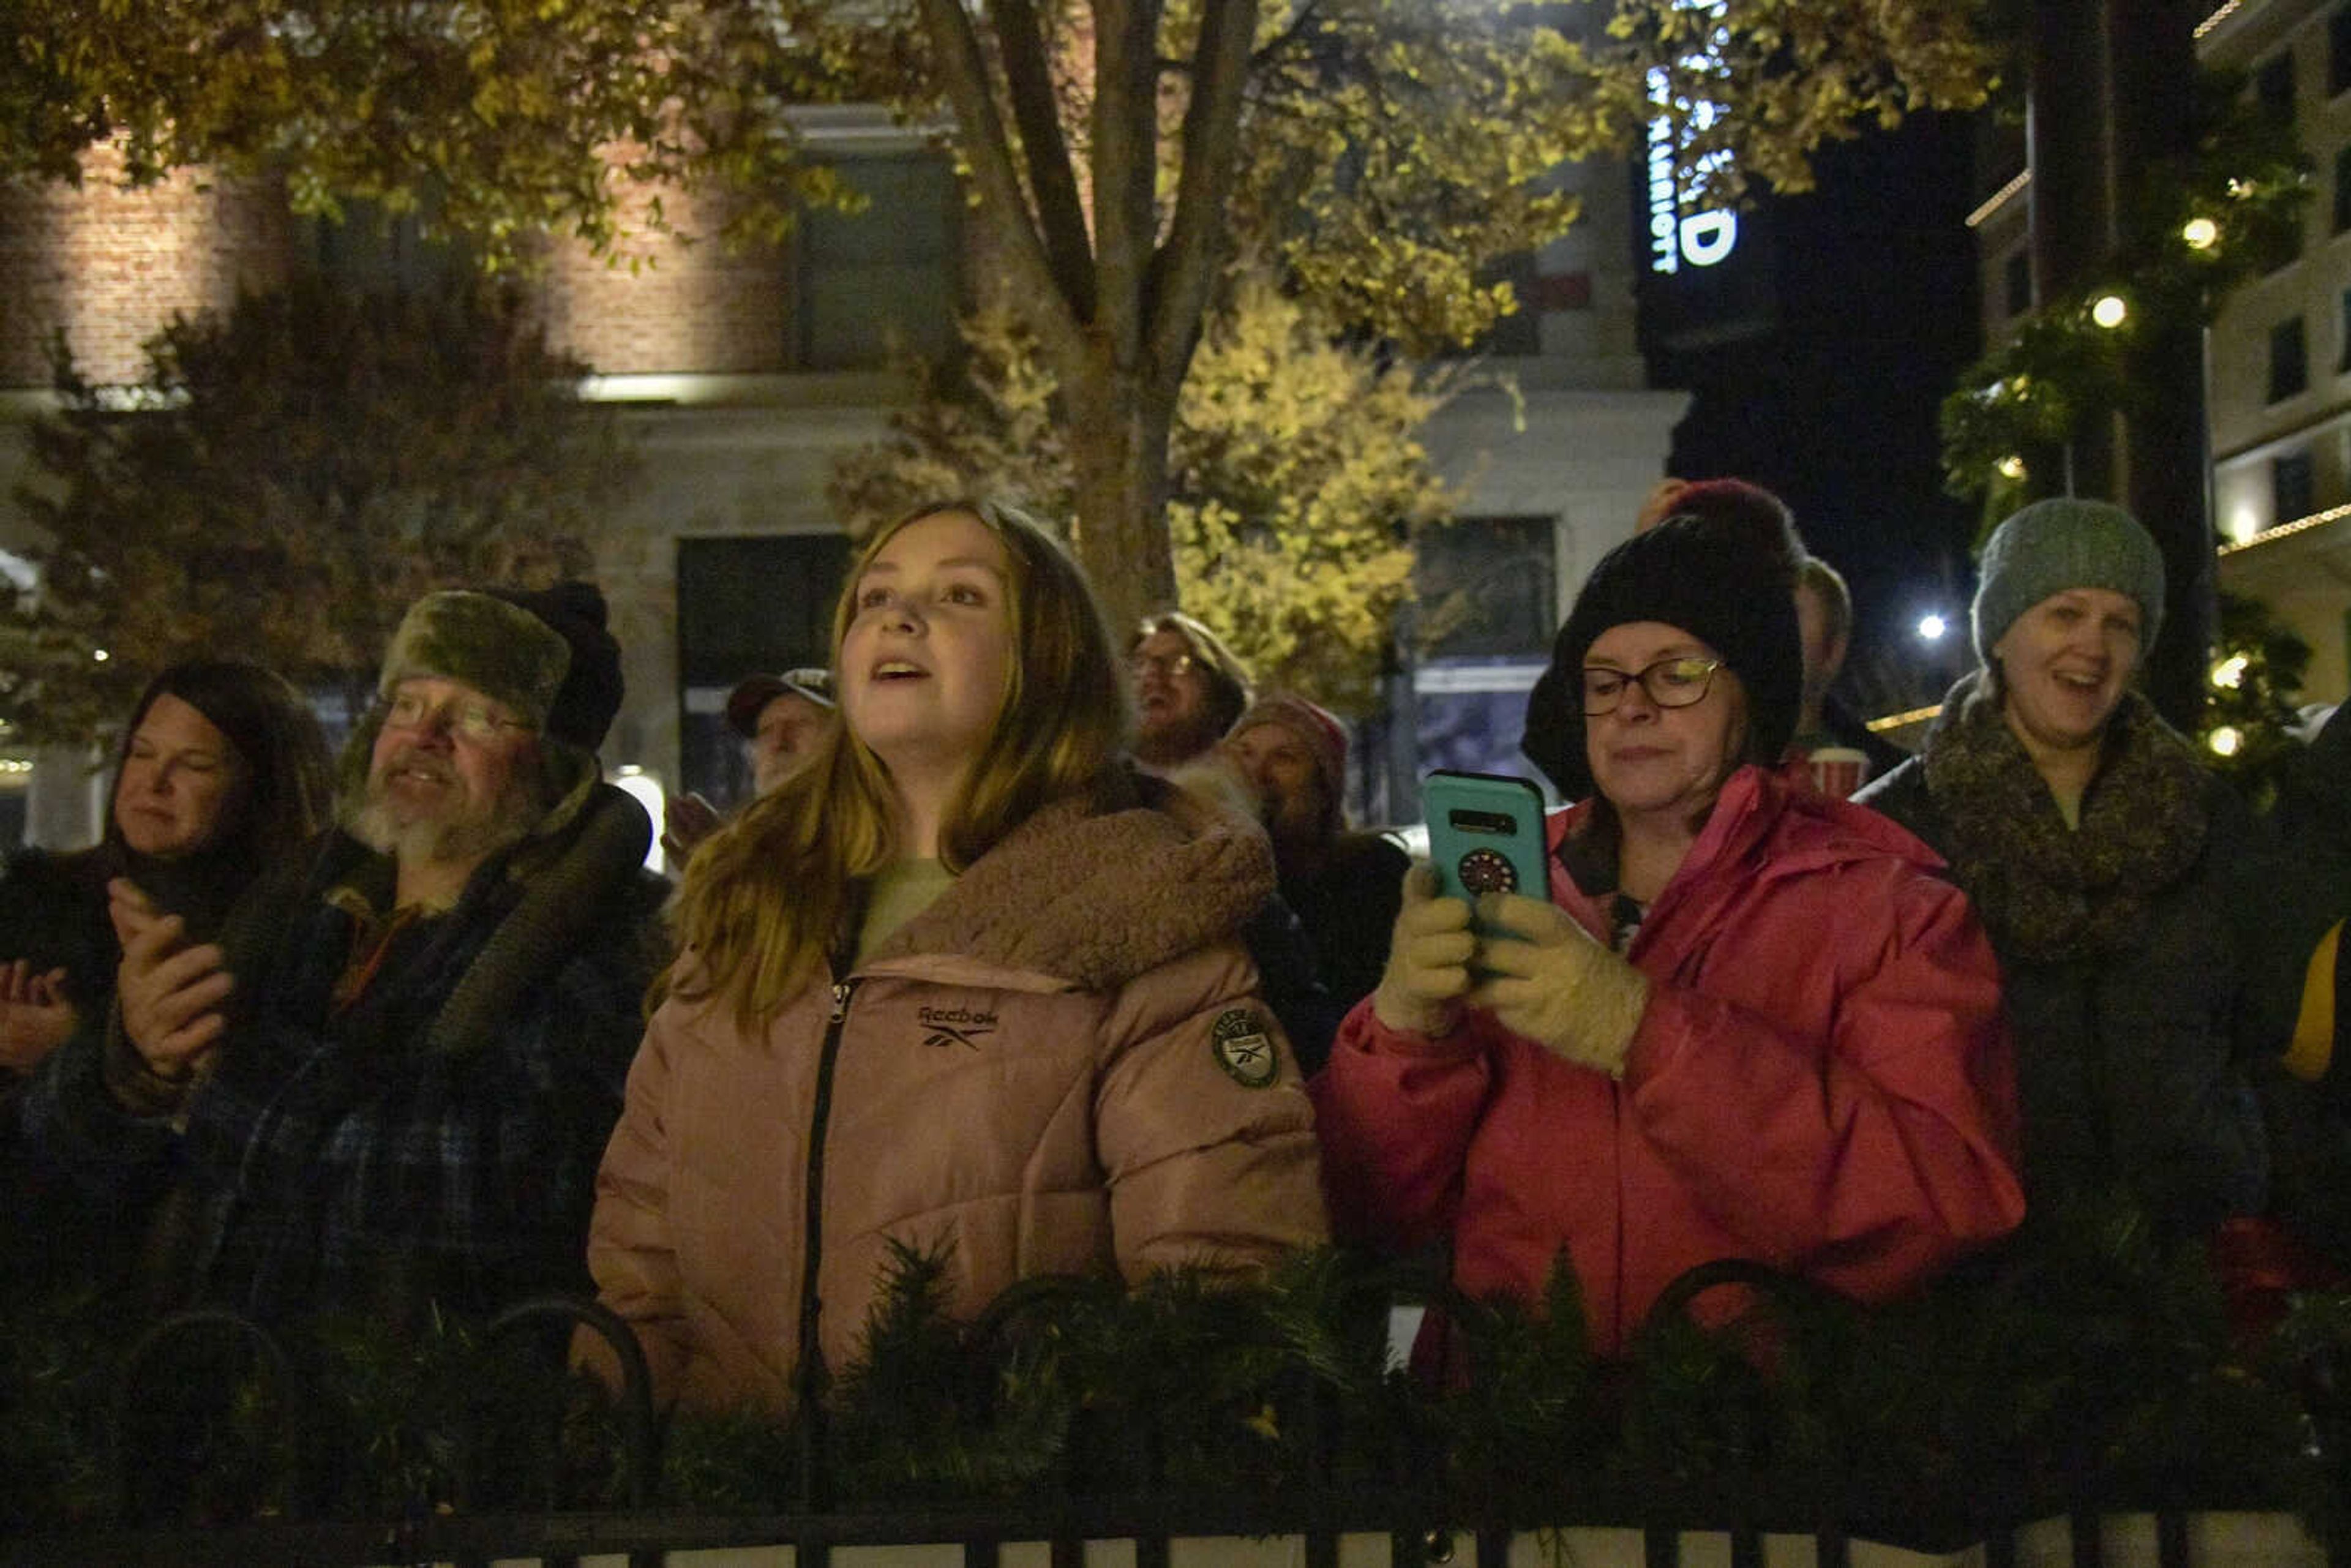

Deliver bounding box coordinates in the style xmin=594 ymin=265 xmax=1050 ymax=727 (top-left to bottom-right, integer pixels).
xmin=1640 ymin=111 xmax=1989 ymax=719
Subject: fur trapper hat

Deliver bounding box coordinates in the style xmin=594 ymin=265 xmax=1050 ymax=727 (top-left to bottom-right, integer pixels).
xmin=378 ymin=582 xmax=624 ymax=751
xmin=1521 ymin=511 xmax=1804 ymax=800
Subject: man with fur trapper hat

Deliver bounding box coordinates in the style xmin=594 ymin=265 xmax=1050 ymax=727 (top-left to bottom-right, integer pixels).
xmin=20 ymin=583 xmax=668 ymax=1325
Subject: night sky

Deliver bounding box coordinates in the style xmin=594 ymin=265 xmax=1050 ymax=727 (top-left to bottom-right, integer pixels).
xmin=1645 ymin=110 xmax=1988 ymax=719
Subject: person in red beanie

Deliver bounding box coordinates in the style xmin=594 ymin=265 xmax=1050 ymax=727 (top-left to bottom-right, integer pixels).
xmin=1225 ymin=695 xmax=1408 ymax=1047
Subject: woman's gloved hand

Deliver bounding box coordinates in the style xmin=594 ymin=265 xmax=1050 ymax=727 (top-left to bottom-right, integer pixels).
xmin=1371 ymin=864 xmax=1476 ymax=1039
xmin=1468 ymin=891 xmax=1649 ymax=1078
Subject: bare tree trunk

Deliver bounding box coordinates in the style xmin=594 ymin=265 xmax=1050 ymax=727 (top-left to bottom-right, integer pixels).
xmin=914 ymin=0 xmax=1254 ymax=631
xmin=1066 ymin=353 xmax=1178 ymax=634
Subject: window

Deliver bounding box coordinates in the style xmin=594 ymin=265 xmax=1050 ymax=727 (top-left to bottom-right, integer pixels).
xmin=2274 ymin=451 xmax=2316 ymax=526
xmin=2003 ymin=249 xmax=2032 ymax=317
xmin=2332 ymin=9 xmax=2351 ymax=96
xmin=1415 ymin=516 xmax=1558 ymax=660
xmin=2339 ymin=287 xmax=2351 ymax=369
xmin=676 ymin=533 xmax=852 ymax=804
xmin=2263 ymin=196 xmax=2307 ymax=271
xmin=2258 ymin=51 xmax=2296 ymax=122
xmin=307 ymin=201 xmax=469 ymax=298
xmin=2336 ymin=146 xmax=2351 ymax=233
xmin=792 ymin=152 xmax=960 ymax=372
xmin=2271 ymin=315 xmax=2309 ymax=402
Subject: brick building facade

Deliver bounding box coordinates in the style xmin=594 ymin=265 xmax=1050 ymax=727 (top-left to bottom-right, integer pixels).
xmin=0 ymin=118 xmax=1682 ymax=851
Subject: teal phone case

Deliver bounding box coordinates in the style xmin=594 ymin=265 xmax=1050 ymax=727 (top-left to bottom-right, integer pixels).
xmin=1423 ymin=770 xmax=1548 ymax=910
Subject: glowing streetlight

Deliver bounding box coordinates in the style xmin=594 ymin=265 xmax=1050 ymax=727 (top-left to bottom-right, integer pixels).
xmin=2208 ymin=726 xmax=2244 ymax=757
xmin=1917 ymin=613 xmax=1949 ymax=642
xmin=91 ymin=648 xmax=109 ymax=663
xmin=2183 ymin=217 xmax=2219 ymax=250
xmin=1995 ymin=454 xmax=2027 ymax=481
xmin=610 ymin=764 xmax=670 ymax=874
xmin=2090 ymin=294 xmax=2128 ymax=329
xmin=2210 ymin=654 xmax=2249 ymax=690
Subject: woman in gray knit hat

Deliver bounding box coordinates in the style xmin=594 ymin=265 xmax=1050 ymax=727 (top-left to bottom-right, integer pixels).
xmin=1858 ymin=497 xmax=2273 ymax=1244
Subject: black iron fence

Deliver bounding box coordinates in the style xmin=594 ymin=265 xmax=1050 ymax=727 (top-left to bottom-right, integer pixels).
xmin=1 ymin=1248 xmax=2345 ymax=1568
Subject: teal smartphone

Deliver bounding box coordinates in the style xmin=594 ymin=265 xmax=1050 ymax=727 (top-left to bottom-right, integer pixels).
xmin=1423 ymin=770 xmax=1550 ymax=917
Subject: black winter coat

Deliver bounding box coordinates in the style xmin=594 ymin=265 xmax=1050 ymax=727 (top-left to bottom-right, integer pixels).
xmin=1858 ymin=686 xmax=2268 ymax=1238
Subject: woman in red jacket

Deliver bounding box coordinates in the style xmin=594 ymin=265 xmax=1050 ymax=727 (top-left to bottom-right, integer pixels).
xmin=1311 ymin=506 xmax=2025 ymax=1360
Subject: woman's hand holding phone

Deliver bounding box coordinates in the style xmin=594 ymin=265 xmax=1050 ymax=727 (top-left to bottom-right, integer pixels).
xmin=1466 ymin=891 xmax=1648 ymax=1079
xmin=1371 ymin=864 xmax=1477 ymax=1039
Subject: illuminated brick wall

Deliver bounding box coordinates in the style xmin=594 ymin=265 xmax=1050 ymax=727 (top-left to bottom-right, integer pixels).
xmin=536 ymin=171 xmax=791 ymax=375
xmin=0 ymin=144 xmax=293 ymax=389
xmin=0 ymin=148 xmax=798 ymax=387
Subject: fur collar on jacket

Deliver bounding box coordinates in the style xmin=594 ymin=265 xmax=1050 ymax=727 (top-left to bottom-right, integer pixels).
xmin=304 ymin=781 xmax=655 ymax=1057
xmin=862 ymin=770 xmax=1275 ymax=993
xmin=1918 ymin=670 xmax=2207 ymax=962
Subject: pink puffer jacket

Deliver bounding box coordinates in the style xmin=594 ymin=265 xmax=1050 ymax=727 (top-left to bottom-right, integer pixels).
xmin=588 ymin=779 xmax=1329 ymax=1413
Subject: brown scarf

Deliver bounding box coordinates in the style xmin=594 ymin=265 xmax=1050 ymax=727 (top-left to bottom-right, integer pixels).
xmin=1920 ymin=671 xmax=2208 ymax=962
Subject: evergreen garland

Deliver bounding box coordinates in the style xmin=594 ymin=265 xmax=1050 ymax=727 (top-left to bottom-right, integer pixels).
xmin=2203 ymin=591 xmax=2315 ymax=807
xmin=4 ymin=1224 xmax=2349 ymax=1548
xmin=1940 ymin=69 xmax=2311 ymax=526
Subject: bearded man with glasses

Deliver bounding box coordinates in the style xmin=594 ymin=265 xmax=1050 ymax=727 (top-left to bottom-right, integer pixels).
xmin=20 ymin=584 xmax=667 ymax=1329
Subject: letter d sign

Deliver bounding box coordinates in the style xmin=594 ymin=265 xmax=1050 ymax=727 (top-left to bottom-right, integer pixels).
xmin=1679 ymin=211 xmax=1738 ymax=269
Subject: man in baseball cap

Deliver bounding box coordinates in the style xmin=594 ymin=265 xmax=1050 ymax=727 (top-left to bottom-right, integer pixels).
xmin=726 ymin=667 xmax=837 ymax=798
xmin=664 ymin=667 xmax=839 ymax=860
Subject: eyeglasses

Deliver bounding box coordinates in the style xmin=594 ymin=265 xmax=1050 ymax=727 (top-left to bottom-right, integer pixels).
xmin=1131 ymin=651 xmax=1197 ymax=680
xmin=381 ymin=691 xmax=534 ymax=745
xmin=1580 ymin=656 xmax=1724 ymax=717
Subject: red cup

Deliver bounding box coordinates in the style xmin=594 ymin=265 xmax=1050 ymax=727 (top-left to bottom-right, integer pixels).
xmin=1806 ymin=746 xmax=1869 ymax=800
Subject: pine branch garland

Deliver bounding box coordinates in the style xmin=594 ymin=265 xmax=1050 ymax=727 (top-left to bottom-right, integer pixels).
xmin=3 ymin=1227 xmax=2348 ymax=1541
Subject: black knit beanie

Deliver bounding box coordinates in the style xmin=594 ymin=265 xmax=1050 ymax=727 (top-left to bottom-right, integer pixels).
xmin=492 ymin=582 xmax=624 ymax=751
xmin=1520 ymin=513 xmax=1804 ymax=800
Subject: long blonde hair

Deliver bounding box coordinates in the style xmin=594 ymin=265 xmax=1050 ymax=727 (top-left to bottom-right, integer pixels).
xmin=669 ymin=498 xmax=1132 ymax=1025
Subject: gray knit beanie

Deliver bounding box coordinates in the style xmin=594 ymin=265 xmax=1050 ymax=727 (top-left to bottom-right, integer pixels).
xmin=1971 ymin=498 xmax=2165 ymax=665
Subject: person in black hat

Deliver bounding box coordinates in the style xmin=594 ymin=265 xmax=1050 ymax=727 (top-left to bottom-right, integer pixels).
xmin=17 ymin=581 xmax=669 ymax=1326
xmin=1313 ymin=511 xmax=2023 ymax=1365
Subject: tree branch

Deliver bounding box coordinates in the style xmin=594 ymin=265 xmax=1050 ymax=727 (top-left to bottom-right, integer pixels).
xmin=984 ymin=0 xmax=1098 ymax=320
xmin=915 ymin=0 xmax=1087 ymax=369
xmin=1090 ymin=0 xmax=1160 ymax=366
xmin=1146 ymin=0 xmax=1259 ymax=403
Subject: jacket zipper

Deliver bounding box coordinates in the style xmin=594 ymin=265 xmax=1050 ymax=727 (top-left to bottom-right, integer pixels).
xmin=794 ymin=975 xmax=856 ymax=1508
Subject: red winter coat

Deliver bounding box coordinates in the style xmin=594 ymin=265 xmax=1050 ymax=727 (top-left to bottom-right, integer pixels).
xmin=1311 ymin=765 xmax=2023 ymax=1357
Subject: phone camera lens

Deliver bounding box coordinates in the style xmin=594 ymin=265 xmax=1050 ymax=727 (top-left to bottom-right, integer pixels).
xmin=1458 ymin=847 xmax=1517 ymax=895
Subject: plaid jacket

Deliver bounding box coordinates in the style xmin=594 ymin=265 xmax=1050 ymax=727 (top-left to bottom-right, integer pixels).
xmin=23 ymin=784 xmax=666 ymax=1326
